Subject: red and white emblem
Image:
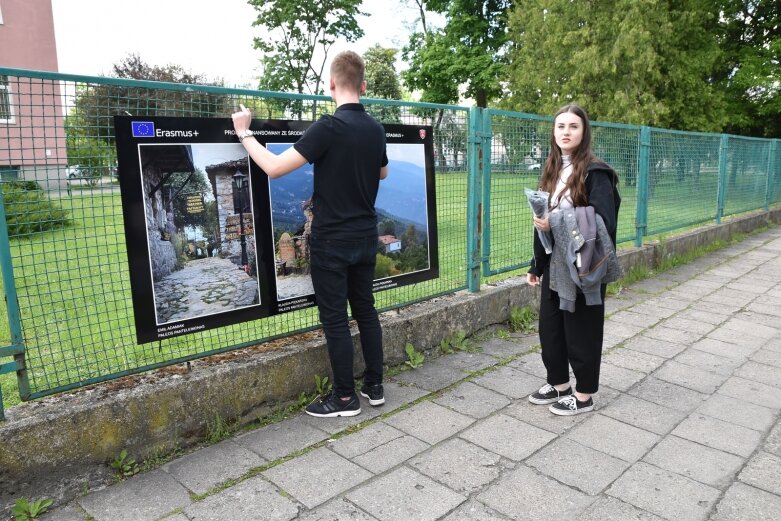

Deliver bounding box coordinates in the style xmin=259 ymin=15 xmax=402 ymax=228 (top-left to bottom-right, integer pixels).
xmin=419 ymin=129 xmax=427 ymax=140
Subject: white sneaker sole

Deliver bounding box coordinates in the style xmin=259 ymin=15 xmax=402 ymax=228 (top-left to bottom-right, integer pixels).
xmin=305 ymin=408 xmax=362 ymax=418
xmin=549 ymin=404 xmax=593 ymax=416
xmin=528 ymin=395 xmax=563 ymax=405
xmin=360 ymin=391 xmax=385 ymax=406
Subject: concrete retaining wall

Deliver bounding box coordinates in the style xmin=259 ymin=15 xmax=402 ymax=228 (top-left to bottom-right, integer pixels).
xmin=1 ymin=206 xmax=780 ymax=509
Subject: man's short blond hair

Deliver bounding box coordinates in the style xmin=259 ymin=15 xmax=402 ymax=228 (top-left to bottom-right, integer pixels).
xmin=330 ymin=51 xmax=365 ymax=93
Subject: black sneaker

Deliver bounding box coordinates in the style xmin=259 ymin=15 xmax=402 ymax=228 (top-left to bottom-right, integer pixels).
xmin=549 ymin=395 xmax=594 ymax=415
xmin=305 ymin=391 xmax=361 ymax=418
xmin=360 ymin=384 xmax=385 ymax=406
xmin=528 ymin=384 xmax=572 ymax=405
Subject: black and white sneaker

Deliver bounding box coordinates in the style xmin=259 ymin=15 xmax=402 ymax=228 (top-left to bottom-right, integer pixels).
xmin=305 ymin=391 xmax=361 ymax=418
xmin=549 ymin=395 xmax=593 ymax=416
xmin=360 ymin=384 xmax=385 ymax=406
xmin=528 ymin=384 xmax=573 ymax=405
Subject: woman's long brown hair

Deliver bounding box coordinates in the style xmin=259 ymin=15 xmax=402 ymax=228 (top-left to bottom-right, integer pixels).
xmin=539 ymin=104 xmax=596 ymax=209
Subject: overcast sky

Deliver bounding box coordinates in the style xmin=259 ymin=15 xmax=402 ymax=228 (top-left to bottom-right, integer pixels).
xmin=51 ymin=0 xmax=428 ymax=88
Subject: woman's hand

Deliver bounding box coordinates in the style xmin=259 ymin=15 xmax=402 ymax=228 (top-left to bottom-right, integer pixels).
xmin=526 ymin=272 xmax=540 ymax=287
xmin=232 ymin=104 xmax=252 ymax=134
xmin=533 ymin=215 xmax=550 ymax=231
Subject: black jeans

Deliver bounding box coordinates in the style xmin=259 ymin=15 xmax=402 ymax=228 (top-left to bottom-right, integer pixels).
xmin=538 ymin=268 xmax=605 ymax=394
xmin=310 ymin=235 xmax=383 ymax=397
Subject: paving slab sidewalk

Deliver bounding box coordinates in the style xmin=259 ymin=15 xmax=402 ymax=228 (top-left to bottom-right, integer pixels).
xmin=43 ymin=228 xmax=781 ymax=521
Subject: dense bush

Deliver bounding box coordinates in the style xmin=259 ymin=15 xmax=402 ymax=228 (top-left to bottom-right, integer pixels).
xmin=1 ymin=181 xmax=69 ymax=236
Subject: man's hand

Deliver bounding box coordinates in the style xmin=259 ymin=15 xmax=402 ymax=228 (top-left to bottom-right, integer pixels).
xmin=526 ymin=273 xmax=540 ymax=287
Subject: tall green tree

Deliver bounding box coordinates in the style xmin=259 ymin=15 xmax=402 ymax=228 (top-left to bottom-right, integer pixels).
xmin=250 ymin=0 xmax=365 ymax=97
xmin=710 ymin=0 xmax=781 ymax=136
xmin=402 ymin=0 xmax=510 ymax=107
xmin=71 ymin=54 xmax=227 ymax=144
xmin=504 ymin=0 xmax=727 ymax=132
xmin=363 ymin=44 xmax=402 ymax=123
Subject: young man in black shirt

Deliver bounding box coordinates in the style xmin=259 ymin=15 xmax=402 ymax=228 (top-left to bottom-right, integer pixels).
xmin=232 ymin=51 xmax=388 ymax=418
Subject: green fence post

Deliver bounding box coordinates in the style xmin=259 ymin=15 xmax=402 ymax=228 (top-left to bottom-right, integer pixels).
xmin=480 ymin=110 xmax=493 ymax=277
xmin=0 ymin=183 xmax=28 ymax=420
xmin=467 ymin=106 xmax=484 ymax=292
xmin=766 ymin=140 xmax=777 ymax=211
xmin=716 ymin=134 xmax=729 ymax=224
xmin=635 ymin=126 xmax=651 ymax=247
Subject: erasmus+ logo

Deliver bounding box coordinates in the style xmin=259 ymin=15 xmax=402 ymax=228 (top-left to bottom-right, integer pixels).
xmin=131 ymin=121 xmax=155 ymax=137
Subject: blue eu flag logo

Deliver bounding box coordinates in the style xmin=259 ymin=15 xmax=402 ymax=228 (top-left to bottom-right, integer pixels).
xmin=131 ymin=121 xmax=155 ymax=137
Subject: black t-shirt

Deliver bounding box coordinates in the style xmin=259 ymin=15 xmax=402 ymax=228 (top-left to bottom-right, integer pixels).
xmin=293 ymin=103 xmax=388 ymax=239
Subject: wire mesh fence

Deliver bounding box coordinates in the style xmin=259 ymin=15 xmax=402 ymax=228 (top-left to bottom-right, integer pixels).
xmin=0 ymin=68 xmax=779 ymax=408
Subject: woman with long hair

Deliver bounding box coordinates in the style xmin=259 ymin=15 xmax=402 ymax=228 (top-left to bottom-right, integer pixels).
xmin=526 ymin=104 xmax=621 ymax=415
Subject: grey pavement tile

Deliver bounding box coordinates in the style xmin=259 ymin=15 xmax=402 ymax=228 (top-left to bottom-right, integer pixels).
xmin=603 ymin=348 xmax=665 ymax=374
xmin=672 ymin=413 xmax=763 ymax=457
xmin=459 ymin=413 xmax=556 ymax=461
xmin=299 ymin=383 xmax=428 ymax=435
xmin=644 ymin=296 xmax=691 ymax=312
xmin=659 ymin=316 xmax=717 ymax=336
xmin=603 ymin=321 xmax=647 ymax=342
xmin=440 ymin=350 xmax=501 ymax=373
xmin=711 ymin=482 xmax=781 ymax=521
xmin=688 ymin=299 xmax=745 ymax=316
xmin=674 ymin=348 xmax=743 ymax=376
xmin=39 ymin=505 xmax=87 ymax=521
xmin=346 ymin=466 xmax=466 ymax=521
xmin=734 ymin=360 xmax=781 ymax=389
xmin=503 ymin=397 xmax=590 ymax=435
xmin=626 ymin=302 xmax=678 ymax=320
xmin=262 ymin=448 xmax=372 ymax=509
xmin=725 ymin=281 xmax=769 ymax=294
xmin=471 ymin=365 xmax=545 ymax=399
xmin=738 ymin=451 xmax=781 ymax=496
xmin=162 ymin=440 xmax=265 ymax=495
xmin=622 ymin=335 xmax=687 ymax=359
xmin=764 ymin=422 xmax=781 ymax=457
xmin=750 ymin=347 xmax=781 ymax=369
xmin=389 ymin=359 xmax=467 ymax=391
xmin=627 ymin=377 xmax=707 ymax=412
xmin=183 ymin=475 xmax=299 ymax=521
xmin=702 ymin=288 xmax=757 ymax=307
xmin=718 ymin=376 xmax=781 ymax=409
xmin=327 ymin=422 xmax=406 ymax=459
xmin=476 ymin=465 xmax=594 ymax=520
xmin=77 ymin=470 xmax=191 ymax=521
xmin=384 ymin=401 xmax=475 ymax=444
xmin=746 ymin=300 xmax=781 ymax=317
xmin=642 ymin=326 xmax=704 ymax=346
xmin=160 ymin=515 xmax=188 ymax=521
xmin=626 ymin=278 xmax=678 ymax=294
xmin=433 ymin=381 xmax=511 ymax=419
xmin=606 ymin=461 xmax=720 ymax=521
xmin=735 ymin=310 xmax=781 ymax=330
xmin=526 ymin=437 xmax=630 ymax=495
xmin=701 ymin=331 xmax=763 ymax=356
xmin=236 ymin=415 xmax=329 ymax=461
xmin=578 ymin=496 xmax=665 ymax=521
xmin=722 ymin=316 xmax=780 ymax=339
xmin=765 ymin=339 xmax=781 ymax=353
xmin=507 ymin=352 xmax=547 ymax=378
xmin=675 ymin=308 xmax=730 ymax=326
xmin=642 ymin=435 xmax=744 ymax=488
xmin=693 ymin=336 xmax=758 ymax=360
xmin=439 ymin=500 xmax=514 ymax=521
xmin=477 ymin=337 xmax=535 ymax=358
xmin=597 ymin=362 xmax=646 ymax=391
xmin=600 ymin=394 xmax=687 ymax=435
xmin=409 ymin=438 xmax=503 ymax=494
xmin=602 ymin=333 xmax=626 ymax=350
xmin=606 ymin=310 xmax=662 ymax=329
xmin=296 ymin=498 xmax=378 ymax=521
xmin=695 ymin=393 xmax=777 ymax=432
xmin=351 ymin=432 xmax=430 ymax=473
xmin=566 ymin=414 xmax=659 ymax=462
xmin=652 ymin=360 xmax=729 ymax=394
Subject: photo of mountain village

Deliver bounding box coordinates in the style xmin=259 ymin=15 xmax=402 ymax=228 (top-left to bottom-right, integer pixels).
xmin=268 ymin=142 xmax=431 ymax=302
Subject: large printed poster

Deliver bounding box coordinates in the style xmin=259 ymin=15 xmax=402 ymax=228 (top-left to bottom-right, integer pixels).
xmin=115 ymin=116 xmax=437 ymax=343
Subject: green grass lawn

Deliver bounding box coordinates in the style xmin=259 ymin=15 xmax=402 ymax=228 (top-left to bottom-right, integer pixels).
xmin=0 ymin=168 xmax=772 ymax=411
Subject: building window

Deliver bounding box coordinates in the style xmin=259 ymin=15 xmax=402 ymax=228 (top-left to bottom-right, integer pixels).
xmin=0 ymin=75 xmax=14 ymax=123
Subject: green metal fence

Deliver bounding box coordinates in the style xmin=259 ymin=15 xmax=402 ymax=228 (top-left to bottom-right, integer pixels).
xmin=0 ymin=67 xmax=779 ymax=419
